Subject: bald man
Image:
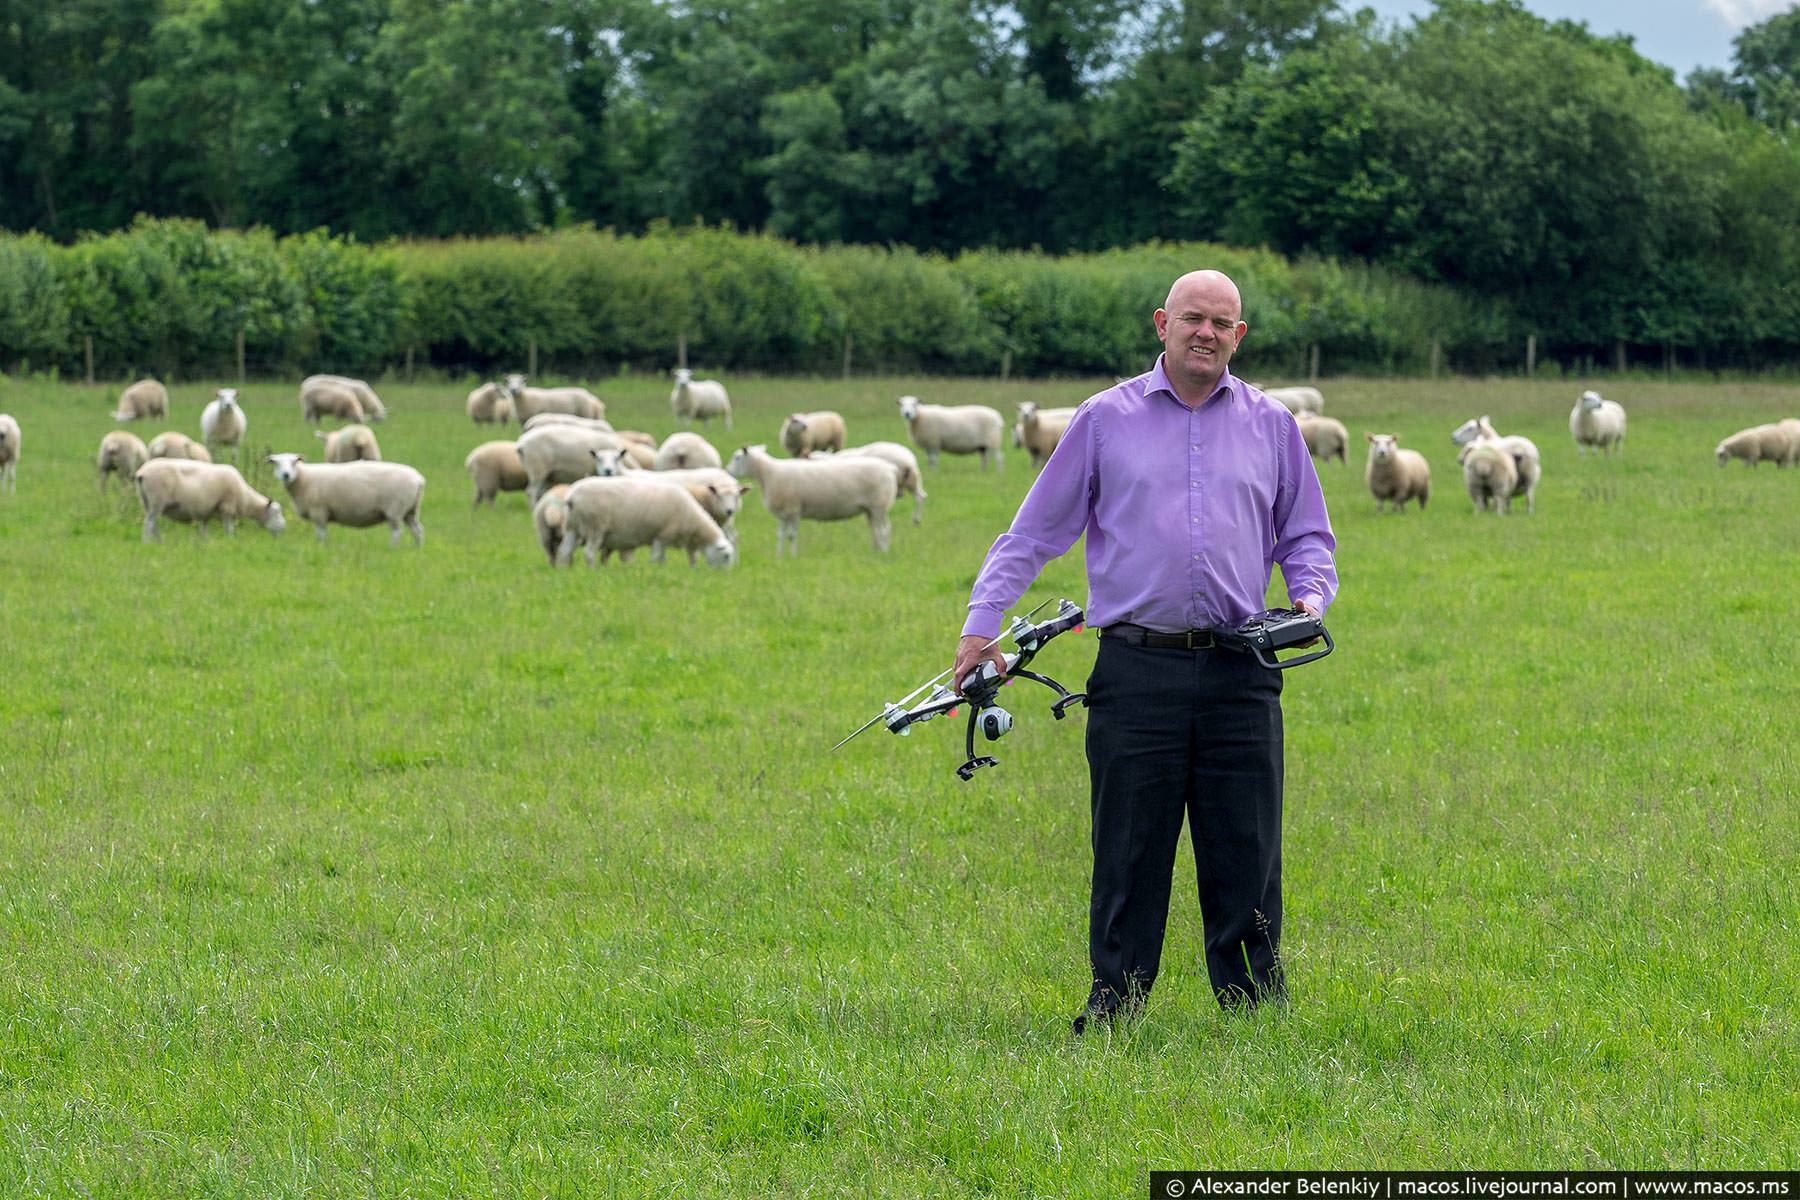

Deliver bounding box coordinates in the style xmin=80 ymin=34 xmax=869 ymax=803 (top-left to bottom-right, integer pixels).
xmin=953 ymin=269 xmax=1339 ymax=1026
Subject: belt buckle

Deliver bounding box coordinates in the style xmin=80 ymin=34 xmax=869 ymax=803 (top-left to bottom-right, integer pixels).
xmin=1186 ymin=629 xmax=1213 ymax=650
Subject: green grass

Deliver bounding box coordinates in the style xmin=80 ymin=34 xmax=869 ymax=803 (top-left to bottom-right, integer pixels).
xmin=1 ymin=370 xmax=1798 ymax=1194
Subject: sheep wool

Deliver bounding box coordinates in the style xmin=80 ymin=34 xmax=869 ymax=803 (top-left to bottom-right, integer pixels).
xmin=97 ymin=430 xmax=150 ymax=493
xmin=896 ymin=395 xmax=1005 ymax=470
xmin=1364 ymin=433 xmax=1431 ymax=513
xmin=0 ymin=414 xmax=20 ymax=494
xmin=727 ymin=443 xmax=898 ymax=557
xmin=268 ymin=453 xmax=426 ymax=546
xmin=560 ymin=476 xmax=735 ymax=568
xmin=134 ymin=459 xmax=285 ymax=542
xmin=669 ymin=369 xmax=732 ymax=428
xmin=113 ymin=379 xmax=170 ymax=421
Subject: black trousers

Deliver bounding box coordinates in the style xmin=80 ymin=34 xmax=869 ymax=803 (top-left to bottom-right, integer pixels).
xmin=1083 ymin=637 xmax=1285 ymax=1010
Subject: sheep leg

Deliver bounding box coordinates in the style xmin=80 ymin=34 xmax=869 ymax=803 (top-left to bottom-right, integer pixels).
xmin=407 ymin=512 xmax=423 ymax=547
xmin=313 ymin=520 xmax=329 ymax=542
xmin=223 ymin=516 xmax=237 ymax=535
xmin=142 ymin=514 xmax=160 ymax=543
xmin=557 ymin=529 xmax=577 ymax=567
xmin=870 ymin=511 xmax=892 ymax=553
xmin=912 ymin=488 xmax=924 ymax=525
xmin=650 ymin=540 xmax=668 ymax=565
xmin=779 ymin=516 xmax=800 ymax=557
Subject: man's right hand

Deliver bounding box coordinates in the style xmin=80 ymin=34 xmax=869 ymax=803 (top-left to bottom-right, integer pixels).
xmin=953 ymin=634 xmax=1008 ymax=696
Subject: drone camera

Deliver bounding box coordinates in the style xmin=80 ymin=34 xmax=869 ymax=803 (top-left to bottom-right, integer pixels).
xmin=977 ymin=706 xmax=1013 ymax=741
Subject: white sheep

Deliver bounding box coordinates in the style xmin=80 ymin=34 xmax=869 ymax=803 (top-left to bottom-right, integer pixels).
xmin=302 ymin=374 xmax=387 ymax=422
xmin=314 ymin=423 xmax=382 ymax=464
xmin=726 ymin=443 xmax=898 ymax=556
xmin=669 ymin=368 xmax=732 ymax=428
xmin=1262 ymin=385 xmax=1324 ymax=415
xmin=515 ymin=425 xmax=623 ymax=502
xmin=146 ymin=431 xmax=212 ymax=463
xmin=465 ymin=441 xmax=529 ymax=507
xmin=1460 ymin=440 xmax=1519 ymax=514
xmin=521 ymin=412 xmax=614 ymax=434
xmin=588 ymin=449 xmax=751 ymax=540
xmin=113 ymin=379 xmax=169 ymax=421
xmin=559 ymin=476 xmax=735 ymax=568
xmin=532 ymin=485 xmax=573 ymax=566
xmin=504 ymin=373 xmax=605 ymax=423
xmin=1295 ymin=413 xmax=1349 ymax=465
xmin=654 ymin=431 xmax=723 ymax=470
xmin=200 ymin=388 xmax=247 ymax=458
xmin=896 ymin=395 xmax=1004 ymax=470
xmin=0 ymin=414 xmax=20 ymax=494
xmin=1569 ymin=390 xmax=1626 ymax=456
xmin=267 ymin=453 xmax=426 ymax=546
xmin=835 ymin=441 xmax=927 ymax=525
xmin=780 ymin=411 xmax=847 ymax=458
xmin=1364 ymin=433 xmax=1431 ymax=513
xmin=134 ymin=459 xmax=285 ymax=542
xmin=466 ymin=381 xmax=513 ymax=425
xmin=299 ymin=380 xmax=365 ymax=425
xmin=1715 ymin=423 xmax=1797 ymax=468
xmin=1015 ymin=402 xmax=1078 ymax=468
xmin=97 ymin=430 xmax=150 ymax=493
xmin=1451 ymin=415 xmax=1541 ymax=514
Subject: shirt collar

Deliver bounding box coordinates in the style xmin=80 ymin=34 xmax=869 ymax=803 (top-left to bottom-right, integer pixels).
xmin=1150 ymin=354 xmax=1237 ymax=411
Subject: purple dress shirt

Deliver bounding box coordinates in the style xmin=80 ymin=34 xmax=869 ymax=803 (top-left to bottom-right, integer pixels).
xmin=962 ymin=357 xmax=1338 ymax=640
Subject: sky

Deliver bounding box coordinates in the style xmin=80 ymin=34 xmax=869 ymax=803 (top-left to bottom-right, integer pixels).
xmin=1350 ymin=0 xmax=1799 ymax=80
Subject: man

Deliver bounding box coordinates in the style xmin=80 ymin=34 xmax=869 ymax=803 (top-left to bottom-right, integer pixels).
xmin=951 ymin=269 xmax=1338 ymax=1028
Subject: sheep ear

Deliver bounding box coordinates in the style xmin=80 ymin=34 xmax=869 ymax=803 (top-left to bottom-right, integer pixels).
xmin=1365 ymin=433 xmax=1376 ymax=443
xmin=737 ymin=483 xmax=754 ymax=495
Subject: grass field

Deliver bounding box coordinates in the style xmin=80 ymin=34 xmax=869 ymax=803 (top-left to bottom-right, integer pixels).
xmin=2 ymin=369 xmax=1798 ymax=1195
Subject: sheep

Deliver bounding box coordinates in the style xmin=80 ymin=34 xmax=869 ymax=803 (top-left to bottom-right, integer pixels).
xmin=146 ymin=431 xmax=212 ymax=463
xmin=1015 ymin=402 xmax=1078 ymax=468
xmin=1782 ymin=418 xmax=1800 ymax=456
xmin=669 ymin=368 xmax=732 ymax=428
xmin=314 ymin=423 xmax=382 ymax=463
xmin=588 ymin=449 xmax=751 ymax=540
xmin=267 ymin=453 xmax=426 ymax=546
xmin=835 ymin=441 xmax=927 ymax=525
xmin=113 ymin=379 xmax=169 ymax=421
xmin=200 ymin=388 xmax=247 ymax=459
xmin=521 ymin=412 xmax=614 ymax=434
xmin=1569 ymin=390 xmax=1626 ymax=456
xmin=0 ymin=414 xmax=19 ymax=494
xmin=559 ymin=476 xmax=735 ymax=569
xmin=1295 ymin=412 xmax=1349 ymax=466
xmin=1715 ymin=423 xmax=1798 ymax=468
xmin=504 ymin=373 xmax=605 ymax=423
xmin=134 ymin=459 xmax=285 ymax=542
xmin=1261 ymin=385 xmax=1324 ymax=415
xmin=1364 ymin=433 xmax=1431 ymax=513
xmin=896 ymin=394 xmax=1005 ymax=470
xmin=465 ymin=441 xmax=529 ymax=507
xmin=300 ymin=379 xmax=365 ymax=425
xmin=531 ymin=485 xmax=574 ymax=566
xmin=466 ymin=381 xmax=513 ymax=425
xmin=780 ymin=411 xmax=848 ymax=458
xmin=726 ymin=443 xmax=898 ymax=556
xmin=515 ymin=424 xmax=623 ymax=502
xmin=1460 ymin=440 xmax=1519 ymax=514
xmin=97 ymin=430 xmax=150 ymax=493
xmin=302 ymin=374 xmax=387 ymax=422
xmin=655 ymin=431 xmax=723 ymax=471
xmin=1451 ymin=415 xmax=1541 ymax=514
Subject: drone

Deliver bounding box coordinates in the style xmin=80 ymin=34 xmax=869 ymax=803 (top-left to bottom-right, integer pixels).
xmin=832 ymin=598 xmax=1090 ymax=780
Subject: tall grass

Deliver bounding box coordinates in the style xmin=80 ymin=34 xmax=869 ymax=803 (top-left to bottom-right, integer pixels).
xmin=1 ymin=371 xmax=1797 ymax=1194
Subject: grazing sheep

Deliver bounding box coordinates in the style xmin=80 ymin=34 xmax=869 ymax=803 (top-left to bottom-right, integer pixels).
xmin=559 ymin=476 xmax=735 ymax=568
xmin=1364 ymin=433 xmax=1431 ymax=513
xmin=896 ymin=395 xmax=1005 ymax=470
xmin=314 ymin=423 xmax=381 ymax=463
xmin=1451 ymin=415 xmax=1541 ymax=514
xmin=515 ymin=424 xmax=623 ymax=502
xmin=504 ymin=373 xmax=605 ymax=423
xmin=1262 ymin=385 xmax=1324 ymax=415
xmin=134 ymin=459 xmax=285 ymax=542
xmin=526 ymin=484 xmax=573 ymax=565
xmin=1715 ymin=423 xmax=1797 ymax=468
xmin=97 ymin=430 xmax=150 ymax=493
xmin=267 ymin=453 xmax=426 ymax=546
xmin=1295 ymin=412 xmax=1349 ymax=465
xmin=669 ymin=368 xmax=732 ymax=428
xmin=146 ymin=431 xmax=212 ymax=463
xmin=588 ymin=449 xmax=751 ymax=541
xmin=1460 ymin=441 xmax=1519 ymax=514
xmin=835 ymin=441 xmax=927 ymax=525
xmin=465 ymin=441 xmax=529 ymax=507
xmin=1015 ymin=402 xmax=1078 ymax=468
xmin=200 ymin=388 xmax=247 ymax=458
xmin=1569 ymin=390 xmax=1626 ymax=456
xmin=655 ymin=431 xmax=722 ymax=471
xmin=780 ymin=411 xmax=848 ymax=458
xmin=300 ymin=379 xmax=365 ymax=425
xmin=1781 ymin=418 xmax=1800 ymax=457
xmin=113 ymin=379 xmax=170 ymax=421
xmin=726 ymin=443 xmax=898 ymax=556
xmin=0 ymin=414 xmax=19 ymax=494
xmin=521 ymin=412 xmax=614 ymax=434
xmin=302 ymin=374 xmax=387 ymax=422
xmin=466 ymin=381 xmax=513 ymax=425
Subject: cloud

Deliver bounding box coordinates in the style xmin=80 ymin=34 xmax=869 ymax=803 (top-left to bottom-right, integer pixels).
xmin=1702 ymin=0 xmax=1798 ymax=27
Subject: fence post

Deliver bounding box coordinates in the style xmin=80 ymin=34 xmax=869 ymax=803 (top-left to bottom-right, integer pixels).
xmin=1429 ymin=338 xmax=1442 ymax=380
xmin=405 ymin=345 xmax=415 ymax=383
xmin=84 ymin=336 xmax=94 ymax=385
xmin=236 ymin=329 xmax=246 ymax=382
xmin=528 ymin=339 xmax=537 ymax=379
xmin=1614 ymin=339 xmax=1626 ymax=373
xmin=677 ymin=331 xmax=688 ymax=370
xmin=1001 ymin=348 xmax=1012 ymax=381
xmin=1308 ymin=342 xmax=1320 ymax=382
xmin=842 ymin=332 xmax=853 ymax=379
xmin=1525 ymin=334 xmax=1536 ymax=378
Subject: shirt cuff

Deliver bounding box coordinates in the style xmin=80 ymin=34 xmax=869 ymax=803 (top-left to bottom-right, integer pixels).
xmin=961 ymin=604 xmax=1005 ymax=640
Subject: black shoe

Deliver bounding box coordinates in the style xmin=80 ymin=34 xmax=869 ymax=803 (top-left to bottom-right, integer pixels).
xmin=1070 ymin=1003 xmax=1119 ymax=1036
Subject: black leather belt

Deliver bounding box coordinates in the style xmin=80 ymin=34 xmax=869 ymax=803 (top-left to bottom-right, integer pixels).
xmin=1100 ymin=622 xmax=1217 ymax=650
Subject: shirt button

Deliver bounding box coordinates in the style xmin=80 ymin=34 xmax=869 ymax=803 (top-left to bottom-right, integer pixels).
xmin=1192 ymin=554 xmax=1201 ymax=561
xmin=1191 ymin=516 xmax=1199 ymax=523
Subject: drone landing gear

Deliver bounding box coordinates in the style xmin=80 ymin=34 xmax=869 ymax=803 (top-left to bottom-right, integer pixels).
xmin=953 ymin=671 xmax=1090 ymax=782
